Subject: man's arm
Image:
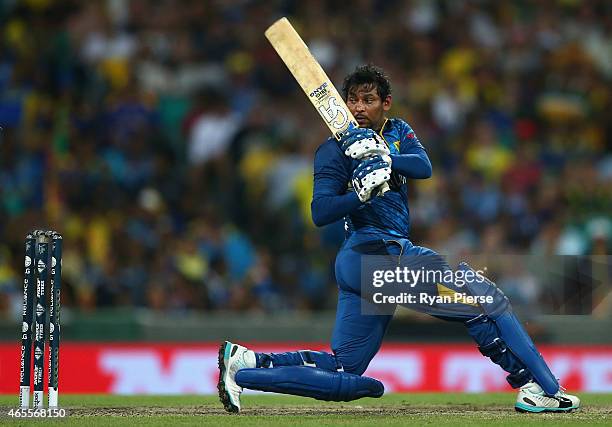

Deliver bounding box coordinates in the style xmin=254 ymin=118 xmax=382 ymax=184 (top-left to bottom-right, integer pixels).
xmin=311 ymin=142 xmax=362 ymax=227
xmin=390 ymin=150 xmax=432 ymax=179
xmin=389 ymin=125 xmax=432 ymax=179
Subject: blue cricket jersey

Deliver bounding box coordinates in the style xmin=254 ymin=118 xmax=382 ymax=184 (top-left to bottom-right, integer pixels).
xmin=311 ymin=118 xmax=431 ymax=239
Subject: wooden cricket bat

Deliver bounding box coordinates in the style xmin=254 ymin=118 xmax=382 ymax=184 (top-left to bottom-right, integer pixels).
xmin=265 ymin=17 xmax=389 ymax=193
xmin=265 ymin=17 xmax=356 ymax=141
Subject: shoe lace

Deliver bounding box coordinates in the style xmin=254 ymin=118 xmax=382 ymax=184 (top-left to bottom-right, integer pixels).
xmin=557 ymin=383 xmax=567 ymax=396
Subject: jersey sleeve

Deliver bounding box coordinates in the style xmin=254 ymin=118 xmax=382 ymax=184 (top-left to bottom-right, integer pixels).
xmin=311 ymin=140 xmax=362 ymax=226
xmin=389 ymin=120 xmax=432 ymax=179
xmin=399 ymin=121 xmax=425 ymax=154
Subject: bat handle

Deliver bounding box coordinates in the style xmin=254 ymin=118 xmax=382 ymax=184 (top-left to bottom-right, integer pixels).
xmin=380 ymin=182 xmax=391 ymax=195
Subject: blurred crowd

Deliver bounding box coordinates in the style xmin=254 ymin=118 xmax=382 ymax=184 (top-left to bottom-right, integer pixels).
xmin=0 ymin=0 xmax=610 ymax=317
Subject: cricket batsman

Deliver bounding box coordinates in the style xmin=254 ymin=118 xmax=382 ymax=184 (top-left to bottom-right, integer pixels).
xmin=218 ymin=65 xmax=580 ymax=414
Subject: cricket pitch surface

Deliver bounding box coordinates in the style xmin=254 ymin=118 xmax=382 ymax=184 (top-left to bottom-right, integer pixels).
xmin=1 ymin=393 xmax=610 ymax=426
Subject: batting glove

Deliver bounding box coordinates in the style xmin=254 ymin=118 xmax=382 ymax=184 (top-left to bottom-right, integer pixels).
xmin=341 ymin=128 xmax=390 ymax=160
xmin=352 ymin=155 xmax=392 ymax=202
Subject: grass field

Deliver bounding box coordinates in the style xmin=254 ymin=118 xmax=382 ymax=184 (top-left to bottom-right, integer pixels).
xmin=0 ymin=393 xmax=610 ymax=426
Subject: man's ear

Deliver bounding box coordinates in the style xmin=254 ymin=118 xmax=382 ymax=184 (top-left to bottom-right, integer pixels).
xmin=382 ymin=95 xmax=392 ymax=112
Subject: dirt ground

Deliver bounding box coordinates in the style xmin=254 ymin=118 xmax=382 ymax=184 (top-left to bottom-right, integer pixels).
xmin=54 ymin=404 xmax=609 ymax=418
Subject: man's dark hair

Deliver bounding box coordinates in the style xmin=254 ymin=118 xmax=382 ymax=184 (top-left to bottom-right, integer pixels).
xmin=342 ymin=64 xmax=392 ymax=101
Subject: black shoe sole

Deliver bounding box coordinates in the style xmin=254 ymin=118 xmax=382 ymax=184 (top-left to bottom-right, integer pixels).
xmin=217 ymin=341 xmax=239 ymax=413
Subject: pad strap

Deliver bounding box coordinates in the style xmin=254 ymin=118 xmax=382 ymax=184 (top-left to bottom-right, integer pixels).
xmin=506 ymin=368 xmax=533 ymax=388
xmin=478 ymin=338 xmax=507 ymax=358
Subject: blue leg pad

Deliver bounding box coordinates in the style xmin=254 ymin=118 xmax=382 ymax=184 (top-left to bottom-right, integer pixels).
xmin=466 ymin=314 xmax=531 ymax=388
xmin=495 ymin=311 xmax=559 ymax=395
xmin=235 ymin=366 xmax=384 ymax=401
xmin=459 ymin=262 xmax=559 ymax=395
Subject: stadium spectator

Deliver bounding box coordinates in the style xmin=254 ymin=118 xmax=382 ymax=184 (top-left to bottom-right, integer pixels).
xmin=0 ymin=0 xmax=609 ymax=316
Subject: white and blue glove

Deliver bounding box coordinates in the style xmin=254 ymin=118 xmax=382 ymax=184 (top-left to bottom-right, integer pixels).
xmin=341 ymin=127 xmax=390 ymax=160
xmin=351 ymin=155 xmax=392 ymax=202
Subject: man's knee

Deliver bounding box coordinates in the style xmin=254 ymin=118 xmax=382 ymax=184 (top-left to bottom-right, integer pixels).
xmin=457 ymin=262 xmax=510 ymax=318
xmin=333 ymin=347 xmax=370 ymax=376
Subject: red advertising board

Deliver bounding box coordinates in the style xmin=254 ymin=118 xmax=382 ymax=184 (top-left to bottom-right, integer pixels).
xmin=1 ymin=343 xmax=611 ymax=394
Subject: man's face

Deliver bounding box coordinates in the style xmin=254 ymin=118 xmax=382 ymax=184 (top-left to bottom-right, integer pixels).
xmin=346 ymin=84 xmax=392 ymax=131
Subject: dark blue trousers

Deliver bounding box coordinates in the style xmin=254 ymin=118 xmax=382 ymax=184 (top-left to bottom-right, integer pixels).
xmin=255 ymin=233 xmax=547 ymax=392
xmin=259 ymin=233 xmax=473 ymax=374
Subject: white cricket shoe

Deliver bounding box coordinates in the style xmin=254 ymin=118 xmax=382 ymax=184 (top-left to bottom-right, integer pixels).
xmin=515 ymin=381 xmax=580 ymax=413
xmin=218 ymin=341 xmax=256 ymax=413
